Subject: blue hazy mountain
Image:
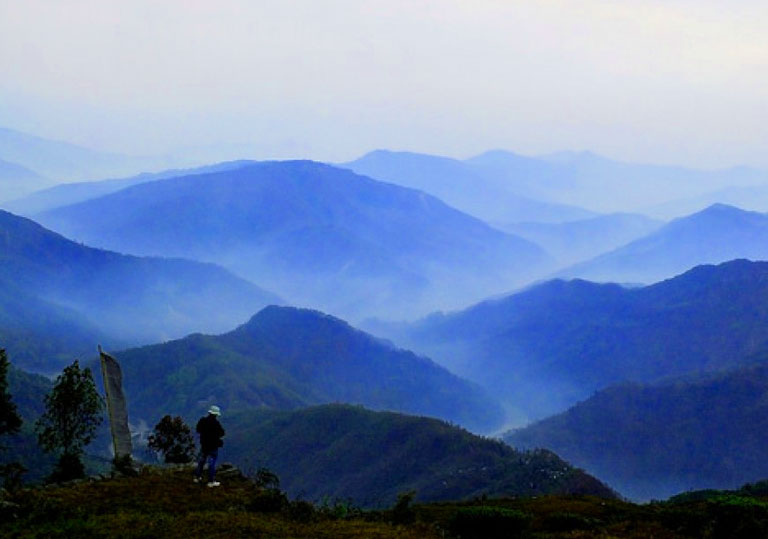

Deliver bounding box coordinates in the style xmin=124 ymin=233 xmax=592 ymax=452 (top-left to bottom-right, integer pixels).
xmin=342 ymin=149 xmax=596 ymax=224
xmin=506 ymin=362 xmax=768 ymax=501
xmin=0 ymin=126 xmax=183 ymax=182
xmin=376 ymin=259 xmax=768 ymax=423
xmin=649 ymin=182 xmax=768 ymax=219
xmin=467 ymin=149 xmax=768 ymax=214
xmin=2 ymin=160 xmax=256 ymax=216
xmin=36 ymin=160 xmax=554 ymax=321
xmin=115 ymin=305 xmax=506 ymax=433
xmin=0 ymin=157 xmax=53 ymax=202
xmin=0 ymin=210 xmax=281 ymax=368
xmin=503 ymin=212 xmax=663 ymax=265
xmin=557 ymin=204 xmax=768 ymax=284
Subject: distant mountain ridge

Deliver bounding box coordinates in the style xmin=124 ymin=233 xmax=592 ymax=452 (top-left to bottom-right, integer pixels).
xmin=36 ymin=160 xmax=554 ymax=321
xmin=0 ymin=210 xmax=281 ymax=371
xmin=466 ymin=149 xmax=768 ymax=214
xmin=557 ymin=204 xmax=768 ymax=284
xmin=504 ymin=212 xmax=663 ymax=265
xmin=0 ymin=126 xmax=182 ymax=182
xmin=2 ymin=159 xmax=255 ymax=216
xmin=506 ymin=361 xmax=768 ymax=501
xmin=0 ymin=158 xmax=52 ymax=202
xmin=342 ymin=150 xmax=595 ymax=224
xmin=115 ymin=305 xmax=506 ymax=433
xmin=378 ymin=259 xmax=768 ymax=422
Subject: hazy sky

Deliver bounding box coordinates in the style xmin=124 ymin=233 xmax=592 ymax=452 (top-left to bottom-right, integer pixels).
xmin=1 ymin=0 xmax=767 ymax=167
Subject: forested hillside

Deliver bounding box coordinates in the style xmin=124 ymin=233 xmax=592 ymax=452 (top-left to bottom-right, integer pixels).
xmin=506 ymin=361 xmax=768 ymax=501
xmin=116 ymin=305 xmax=505 ymax=433
xmin=384 ymin=259 xmax=768 ymax=421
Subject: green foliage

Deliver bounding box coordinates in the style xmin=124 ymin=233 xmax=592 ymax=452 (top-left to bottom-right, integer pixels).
xmin=0 ymin=348 xmax=22 ymax=441
xmin=35 ymin=360 xmax=104 ymax=481
xmin=223 ymin=404 xmax=614 ymax=508
xmin=117 ymin=306 xmax=504 ymax=434
xmin=448 ymin=506 xmax=532 ymax=539
xmin=147 ymin=415 xmax=196 ymax=464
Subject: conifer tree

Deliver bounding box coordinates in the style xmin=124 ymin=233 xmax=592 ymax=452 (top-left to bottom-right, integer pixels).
xmin=36 ymin=360 xmax=104 ymax=481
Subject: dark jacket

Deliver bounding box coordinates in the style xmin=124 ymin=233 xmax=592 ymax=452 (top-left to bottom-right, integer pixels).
xmin=196 ymin=414 xmax=225 ymax=454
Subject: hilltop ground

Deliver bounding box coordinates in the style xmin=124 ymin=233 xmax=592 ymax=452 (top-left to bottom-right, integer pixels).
xmin=5 ymin=463 xmax=768 ymax=538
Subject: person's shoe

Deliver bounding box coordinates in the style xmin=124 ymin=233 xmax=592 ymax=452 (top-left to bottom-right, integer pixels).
xmin=207 ymin=481 xmax=221 ymax=487
xmin=193 ymin=476 xmax=202 ymax=484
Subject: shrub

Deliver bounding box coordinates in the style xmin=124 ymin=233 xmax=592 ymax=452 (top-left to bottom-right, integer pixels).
xmin=147 ymin=415 xmax=196 ymax=464
xmin=449 ymin=506 xmax=532 ymax=539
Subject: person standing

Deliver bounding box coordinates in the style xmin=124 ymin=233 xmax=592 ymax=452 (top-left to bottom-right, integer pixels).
xmin=194 ymin=405 xmax=225 ymax=487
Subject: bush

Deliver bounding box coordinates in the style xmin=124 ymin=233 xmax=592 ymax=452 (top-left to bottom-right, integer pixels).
xmin=390 ymin=490 xmax=416 ymax=525
xmin=147 ymin=415 xmax=196 ymax=464
xmin=542 ymin=511 xmax=601 ymax=532
xmin=246 ymin=488 xmax=289 ymax=513
xmin=449 ymin=506 xmax=531 ymax=539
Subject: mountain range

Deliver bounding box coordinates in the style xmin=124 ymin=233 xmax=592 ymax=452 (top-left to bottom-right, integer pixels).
xmin=113 ymin=305 xmax=505 ymax=433
xmin=506 ymin=361 xmax=768 ymax=501
xmin=558 ymin=204 xmax=768 ymax=284
xmin=466 ymin=149 xmax=768 ymax=215
xmin=2 ymin=160 xmax=256 ymax=216
xmin=504 ymin=212 xmax=663 ymax=266
xmin=342 ymin=150 xmax=595 ymax=225
xmin=35 ymin=160 xmax=553 ymax=321
xmin=0 ymin=209 xmax=280 ymax=371
xmin=0 ymin=127 xmax=187 ymax=185
xmin=0 ymin=158 xmax=52 ymax=202
xmin=374 ymin=259 xmax=768 ymax=423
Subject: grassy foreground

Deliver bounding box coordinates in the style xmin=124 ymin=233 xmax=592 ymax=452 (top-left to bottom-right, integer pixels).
xmin=4 ymin=464 xmax=768 ymax=538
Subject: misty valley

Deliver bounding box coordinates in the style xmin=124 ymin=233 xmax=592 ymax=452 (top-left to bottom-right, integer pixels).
xmin=5 ymin=127 xmax=768 ymax=536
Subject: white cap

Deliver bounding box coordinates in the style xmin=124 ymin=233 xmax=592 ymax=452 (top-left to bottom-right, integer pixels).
xmin=208 ymin=405 xmax=221 ymax=416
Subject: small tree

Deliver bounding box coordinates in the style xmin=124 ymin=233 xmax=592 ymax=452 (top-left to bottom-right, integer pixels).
xmin=0 ymin=349 xmax=22 ymax=444
xmin=36 ymin=360 xmax=104 ymax=482
xmin=147 ymin=415 xmax=196 ymax=464
xmin=0 ymin=349 xmax=24 ymax=489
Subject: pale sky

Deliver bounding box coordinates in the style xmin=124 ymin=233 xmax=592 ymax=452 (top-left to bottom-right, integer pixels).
xmin=1 ymin=0 xmax=767 ymax=168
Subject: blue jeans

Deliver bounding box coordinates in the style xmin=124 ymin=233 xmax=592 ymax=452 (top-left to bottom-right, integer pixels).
xmin=196 ymin=449 xmax=218 ymax=482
